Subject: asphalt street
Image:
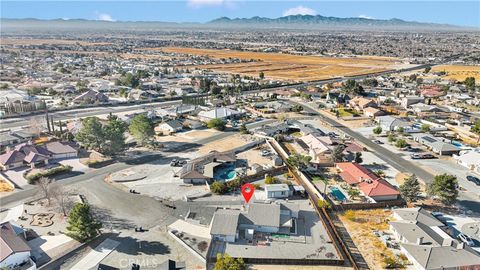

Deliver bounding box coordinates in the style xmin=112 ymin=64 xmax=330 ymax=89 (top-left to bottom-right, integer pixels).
xmin=290 ymin=100 xmax=480 ymax=215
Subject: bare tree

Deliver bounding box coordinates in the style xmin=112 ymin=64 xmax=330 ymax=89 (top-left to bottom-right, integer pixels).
xmin=51 ymin=185 xmax=74 ymax=216
xmin=29 ymin=116 xmax=44 ymax=137
xmin=37 ymin=177 xmax=53 ymax=206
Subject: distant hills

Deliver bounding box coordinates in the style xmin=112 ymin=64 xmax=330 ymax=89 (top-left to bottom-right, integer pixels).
xmin=207 ymin=14 xmax=455 ymax=28
xmin=1 ymin=15 xmax=475 ymax=32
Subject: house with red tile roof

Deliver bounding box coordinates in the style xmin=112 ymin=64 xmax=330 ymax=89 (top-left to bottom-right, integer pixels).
xmin=336 ymin=162 xmax=399 ymax=202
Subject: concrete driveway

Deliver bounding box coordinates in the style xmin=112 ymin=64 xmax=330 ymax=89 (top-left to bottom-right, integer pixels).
xmin=3 ymin=167 xmax=29 ymax=187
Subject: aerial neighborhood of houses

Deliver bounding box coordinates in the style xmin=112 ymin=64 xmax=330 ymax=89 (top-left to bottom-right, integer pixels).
xmin=0 ymin=13 xmax=480 ymax=270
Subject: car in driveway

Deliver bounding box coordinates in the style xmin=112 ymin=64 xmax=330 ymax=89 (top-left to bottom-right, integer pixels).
xmin=466 ymin=175 xmax=480 ymax=186
xmin=411 ymin=153 xmax=435 ymax=159
xmin=457 ymin=233 xmax=475 ymax=246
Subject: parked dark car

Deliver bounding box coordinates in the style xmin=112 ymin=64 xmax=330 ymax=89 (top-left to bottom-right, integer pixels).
xmin=372 ymin=140 xmax=384 ymax=144
xmin=466 ymin=175 xmax=480 ymax=186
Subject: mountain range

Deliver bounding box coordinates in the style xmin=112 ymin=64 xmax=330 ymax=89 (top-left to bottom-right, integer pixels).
xmin=207 ymin=14 xmax=454 ymax=28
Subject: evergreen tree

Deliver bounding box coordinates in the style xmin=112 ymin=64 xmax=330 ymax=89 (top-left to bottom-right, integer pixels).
xmin=399 ymin=174 xmax=421 ymax=203
xmin=66 ymin=203 xmax=101 ymax=242
xmin=354 ymin=152 xmax=363 ymax=163
xmin=427 ymin=174 xmax=458 ymax=205
xmin=75 ymin=117 xmax=105 ymax=152
xmin=129 ymin=114 xmax=154 ymax=145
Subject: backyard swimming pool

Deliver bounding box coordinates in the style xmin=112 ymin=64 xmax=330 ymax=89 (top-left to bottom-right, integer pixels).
xmin=214 ymin=163 xmax=237 ymax=182
xmin=330 ymin=186 xmax=347 ymax=201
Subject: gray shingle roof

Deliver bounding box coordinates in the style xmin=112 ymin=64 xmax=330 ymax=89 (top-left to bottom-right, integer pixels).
xmin=401 ymin=243 xmax=480 ymax=270
xmin=210 ymin=209 xmax=239 ymax=236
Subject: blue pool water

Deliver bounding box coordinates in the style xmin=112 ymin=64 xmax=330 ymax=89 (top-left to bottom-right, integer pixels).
xmin=214 ymin=164 xmax=237 ymax=182
xmin=330 ymin=187 xmax=347 ymax=201
xmin=451 ymin=141 xmax=463 ymax=148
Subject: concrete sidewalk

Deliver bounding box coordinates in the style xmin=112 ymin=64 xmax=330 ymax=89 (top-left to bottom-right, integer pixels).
xmin=70 ymin=238 xmax=120 ymax=270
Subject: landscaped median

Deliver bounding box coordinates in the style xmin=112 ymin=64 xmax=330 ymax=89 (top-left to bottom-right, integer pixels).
xmin=25 ymin=165 xmax=73 ymax=184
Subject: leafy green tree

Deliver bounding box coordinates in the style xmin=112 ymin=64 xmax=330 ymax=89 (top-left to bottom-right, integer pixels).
xmin=347 ymin=188 xmax=360 ymax=199
xmin=397 ymin=127 xmax=405 ymax=134
xmin=421 ymin=124 xmax=431 ymax=133
xmin=214 ymin=253 xmax=245 ymax=270
xmin=286 ymin=154 xmax=312 ymax=169
xmin=373 ymin=126 xmax=382 ymax=135
xmin=342 ymin=79 xmax=364 ymax=95
xmin=291 ymin=105 xmax=304 ymax=112
xmin=66 ymin=203 xmax=101 ymax=242
xmin=470 ymin=119 xmax=480 ymax=145
xmin=317 ymin=200 xmax=331 ymax=209
xmin=75 ymin=117 xmax=105 ymax=152
xmin=332 ymin=145 xmax=346 ymax=162
xmin=427 ymin=174 xmax=458 ymax=205
xmin=210 ymin=181 xmax=227 ymax=195
xmin=399 ymin=174 xmax=421 ymax=203
xmin=207 ymin=118 xmax=226 ymax=131
xmin=387 ymin=133 xmax=397 ymax=143
xmin=239 ymin=123 xmax=248 ymax=134
xmin=129 ymin=114 xmax=154 ymax=145
xmin=265 ymin=175 xmax=278 ymax=184
xmin=424 ymin=66 xmax=431 ymax=73
xmin=354 ymin=152 xmax=363 ymax=163
xmin=395 ymin=139 xmax=407 ymax=148
xmin=464 ymin=77 xmax=476 ymax=91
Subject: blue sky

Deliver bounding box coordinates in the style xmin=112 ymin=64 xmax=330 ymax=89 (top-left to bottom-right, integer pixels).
xmin=1 ymin=1 xmax=479 ymax=27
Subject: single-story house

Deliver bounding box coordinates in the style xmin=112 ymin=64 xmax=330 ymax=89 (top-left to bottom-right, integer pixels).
xmin=299 ymin=134 xmax=331 ymax=163
xmin=376 ymin=116 xmax=410 ymax=132
xmin=210 ymin=202 xmax=299 ymax=243
xmin=363 ymin=107 xmax=385 ymax=118
xmin=0 ymin=221 xmax=36 ymax=270
xmin=155 ymin=120 xmax=183 ymax=135
xmin=265 ymin=184 xmax=292 ymax=199
xmin=198 ymin=107 xmax=243 ymax=122
xmin=336 ymin=162 xmax=399 ymax=202
xmin=179 ymin=151 xmax=236 ymax=184
xmin=389 ymin=208 xmax=480 ymax=270
xmin=454 ymin=151 xmax=480 ymax=173
xmin=412 ymin=134 xmax=460 ymax=156
xmin=348 ymin=96 xmax=377 ymax=111
xmin=72 ymin=90 xmax=109 ymax=104
xmin=43 ymin=141 xmax=78 ymax=159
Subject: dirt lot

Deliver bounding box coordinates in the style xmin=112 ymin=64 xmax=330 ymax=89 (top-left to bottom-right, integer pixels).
xmin=338 ymin=209 xmax=398 ymax=270
xmin=0 ymin=178 xmax=14 ymax=192
xmin=431 ymin=65 xmax=480 ymax=82
xmin=158 ymin=47 xmax=404 ymax=82
xmin=198 ymin=134 xmax=257 ymax=154
xmin=1 ymin=38 xmax=111 ymax=46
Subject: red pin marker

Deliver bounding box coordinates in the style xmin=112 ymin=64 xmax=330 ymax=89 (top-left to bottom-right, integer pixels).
xmin=241 ymin=183 xmax=254 ymax=203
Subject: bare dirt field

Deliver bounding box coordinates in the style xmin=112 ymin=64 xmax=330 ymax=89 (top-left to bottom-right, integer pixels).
xmin=158 ymin=47 xmax=404 ymax=81
xmin=198 ymin=134 xmax=257 ymax=154
xmin=339 ymin=209 xmax=398 ymax=270
xmin=431 ymin=65 xmax=480 ymax=82
xmin=1 ymin=38 xmax=111 ymax=46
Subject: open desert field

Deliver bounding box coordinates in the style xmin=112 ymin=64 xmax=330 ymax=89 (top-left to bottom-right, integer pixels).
xmin=432 ymin=65 xmax=480 ymax=82
xmin=1 ymin=38 xmax=111 ymax=46
xmin=159 ymin=47 xmax=406 ymax=82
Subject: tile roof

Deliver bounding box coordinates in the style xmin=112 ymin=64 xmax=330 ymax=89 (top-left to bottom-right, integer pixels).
xmin=336 ymin=162 xmax=380 ymax=185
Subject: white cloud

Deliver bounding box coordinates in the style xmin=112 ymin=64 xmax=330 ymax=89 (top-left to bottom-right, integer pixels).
xmin=358 ymin=14 xmax=374 ymax=19
xmin=95 ymin=12 xmax=115 ymax=22
xmin=282 ymin=6 xmax=317 ymax=16
xmin=187 ymin=0 xmax=226 ymax=8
